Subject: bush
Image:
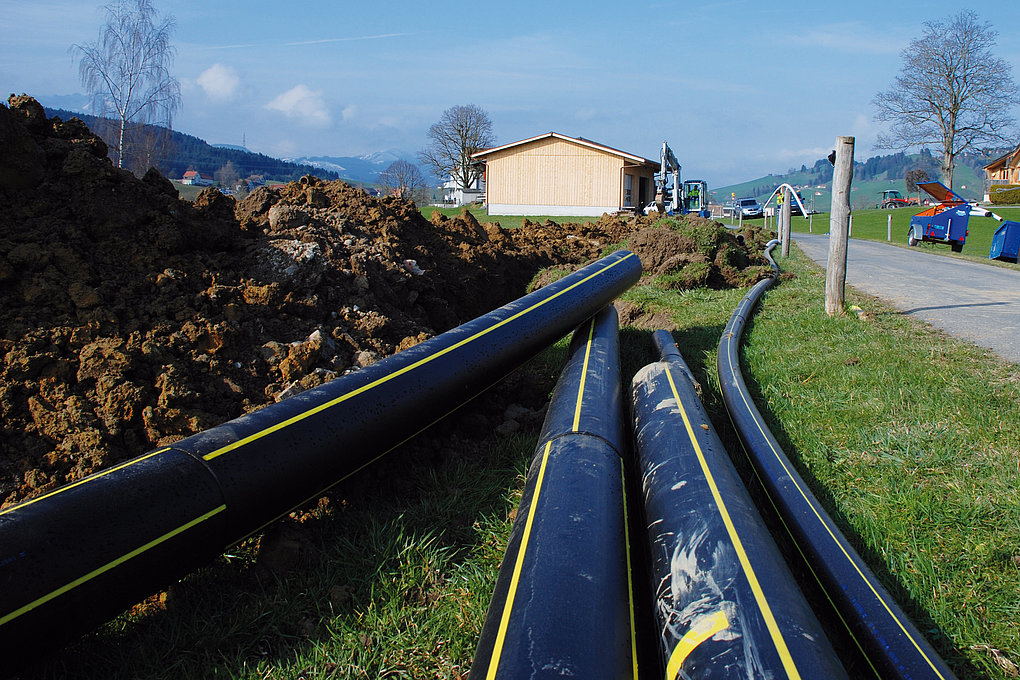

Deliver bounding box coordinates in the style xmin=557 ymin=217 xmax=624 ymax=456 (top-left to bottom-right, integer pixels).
xmin=989 ymin=185 xmax=1020 ymax=205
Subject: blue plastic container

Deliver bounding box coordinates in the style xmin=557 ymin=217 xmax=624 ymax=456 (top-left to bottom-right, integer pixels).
xmin=990 ymin=220 xmax=1020 ymax=263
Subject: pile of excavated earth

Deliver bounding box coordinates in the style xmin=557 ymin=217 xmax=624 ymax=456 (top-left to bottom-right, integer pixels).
xmin=0 ymin=95 xmax=775 ymax=508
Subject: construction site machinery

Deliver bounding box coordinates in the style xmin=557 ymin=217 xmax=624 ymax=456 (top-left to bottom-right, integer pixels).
xmin=680 ymin=179 xmax=711 ymax=218
xmin=654 ymin=141 xmax=681 ymax=213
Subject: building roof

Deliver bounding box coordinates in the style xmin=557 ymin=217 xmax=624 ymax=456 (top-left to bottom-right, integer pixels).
xmin=472 ymin=132 xmax=657 ymax=167
xmin=983 ymin=143 xmax=1020 ymax=171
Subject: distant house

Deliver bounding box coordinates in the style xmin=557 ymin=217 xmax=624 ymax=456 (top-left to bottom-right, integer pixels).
xmin=983 ymin=143 xmax=1020 ymax=200
xmin=442 ymin=173 xmax=485 ymax=207
xmin=471 ymin=132 xmax=658 ymax=216
xmin=181 ymin=170 xmax=214 ymax=187
xmin=245 ymin=175 xmax=266 ymax=191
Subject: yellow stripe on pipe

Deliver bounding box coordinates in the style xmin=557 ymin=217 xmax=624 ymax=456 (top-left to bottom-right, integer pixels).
xmin=0 ymin=504 xmax=227 ymax=627
xmin=722 ymin=345 xmax=949 ymax=680
xmin=664 ymin=366 xmax=802 ymax=680
xmin=0 ymin=448 xmax=171 ymax=518
xmin=204 ymin=253 xmax=636 ymax=462
xmin=572 ymin=317 xmax=597 ymax=432
xmin=485 ymin=441 xmax=552 ymax=680
xmin=620 ymin=458 xmax=639 ymax=680
xmin=665 ymin=610 xmax=730 ymax=680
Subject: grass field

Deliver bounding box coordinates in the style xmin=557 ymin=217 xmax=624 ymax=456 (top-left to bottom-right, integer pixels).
xmin=723 ymin=205 xmax=1020 ymax=268
xmin=22 ymin=213 xmax=1020 ymax=680
xmin=419 ymin=204 xmax=600 ymax=230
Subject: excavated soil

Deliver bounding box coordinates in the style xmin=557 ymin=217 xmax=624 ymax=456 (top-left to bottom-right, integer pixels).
xmin=0 ymin=95 xmax=774 ymax=508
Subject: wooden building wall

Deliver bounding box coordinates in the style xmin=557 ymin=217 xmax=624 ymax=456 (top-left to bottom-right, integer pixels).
xmin=482 ymin=137 xmax=656 ymax=215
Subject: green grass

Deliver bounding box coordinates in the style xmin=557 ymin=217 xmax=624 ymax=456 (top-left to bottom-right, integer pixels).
xmin=736 ymin=250 xmax=1020 ymax=679
xmin=795 ymin=205 xmax=1020 ymax=256
xmin=16 ymin=241 xmax=1020 ymax=679
xmin=419 ymin=205 xmax=598 ymax=230
xmin=729 ymin=206 xmax=1020 ymax=268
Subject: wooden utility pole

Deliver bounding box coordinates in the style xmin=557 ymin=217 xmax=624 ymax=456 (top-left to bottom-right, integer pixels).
xmin=780 ymin=186 xmax=792 ymax=257
xmin=825 ymin=136 xmax=854 ymax=316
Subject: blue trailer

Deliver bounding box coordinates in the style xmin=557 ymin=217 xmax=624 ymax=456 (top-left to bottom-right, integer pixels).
xmin=908 ymin=181 xmax=970 ymax=253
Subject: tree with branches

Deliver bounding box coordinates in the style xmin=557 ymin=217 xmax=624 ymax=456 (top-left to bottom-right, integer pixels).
xmin=905 ymin=167 xmax=930 ymax=203
xmin=419 ymin=104 xmax=494 ymax=190
xmin=378 ymin=159 xmax=429 ymax=204
xmin=872 ymin=10 xmax=1018 ymax=189
xmin=73 ymin=0 xmax=181 ymax=171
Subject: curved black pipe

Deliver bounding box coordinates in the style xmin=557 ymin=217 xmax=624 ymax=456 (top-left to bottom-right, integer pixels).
xmin=631 ymin=332 xmax=848 ymax=679
xmin=716 ymin=246 xmax=958 ymax=679
xmin=472 ymin=305 xmax=639 ymax=679
xmin=0 ymin=251 xmax=641 ymax=660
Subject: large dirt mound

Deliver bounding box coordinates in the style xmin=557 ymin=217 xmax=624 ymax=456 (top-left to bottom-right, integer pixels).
xmin=0 ymin=95 xmax=773 ymax=507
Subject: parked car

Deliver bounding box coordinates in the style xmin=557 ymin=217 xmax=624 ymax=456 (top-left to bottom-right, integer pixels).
xmin=735 ymin=197 xmax=763 ymax=218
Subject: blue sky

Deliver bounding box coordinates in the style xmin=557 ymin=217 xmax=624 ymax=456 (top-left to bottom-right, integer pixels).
xmin=2 ymin=1 xmax=1019 ymax=187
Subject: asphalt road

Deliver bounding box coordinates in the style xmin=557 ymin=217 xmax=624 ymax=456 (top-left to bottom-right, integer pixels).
xmin=791 ymin=233 xmax=1020 ymax=364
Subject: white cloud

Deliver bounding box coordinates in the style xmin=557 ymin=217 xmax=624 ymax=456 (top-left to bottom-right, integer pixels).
xmin=265 ymin=85 xmax=331 ymax=127
xmin=783 ymin=22 xmax=905 ymax=55
xmin=196 ymin=63 xmax=240 ymax=101
xmin=341 ymin=104 xmax=357 ymax=121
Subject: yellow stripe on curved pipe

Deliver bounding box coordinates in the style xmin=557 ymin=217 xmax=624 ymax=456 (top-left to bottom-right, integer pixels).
xmin=665 ymin=610 xmax=730 ymax=680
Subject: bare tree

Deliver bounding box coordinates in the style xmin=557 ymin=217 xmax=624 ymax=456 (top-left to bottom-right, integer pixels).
xmin=905 ymin=167 xmax=930 ymax=202
xmin=419 ymin=104 xmax=494 ymax=190
xmin=214 ymin=161 xmax=240 ymax=192
xmin=73 ymin=0 xmax=181 ymax=170
xmin=872 ymin=10 xmax=1018 ymax=189
xmin=379 ymin=160 xmax=429 ymax=203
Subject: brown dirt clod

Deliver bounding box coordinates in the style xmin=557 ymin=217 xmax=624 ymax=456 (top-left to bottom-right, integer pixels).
xmin=0 ymin=95 xmax=774 ymax=508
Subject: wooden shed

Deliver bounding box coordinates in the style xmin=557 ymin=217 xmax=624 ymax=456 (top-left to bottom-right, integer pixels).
xmin=471 ymin=132 xmax=659 ymax=216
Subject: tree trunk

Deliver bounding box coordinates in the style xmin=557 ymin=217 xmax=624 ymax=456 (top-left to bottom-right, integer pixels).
xmin=826 ymin=136 xmax=855 ymax=317
xmin=117 ymin=115 xmax=126 ymax=169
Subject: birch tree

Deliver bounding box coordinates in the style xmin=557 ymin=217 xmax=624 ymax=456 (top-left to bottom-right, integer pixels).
xmin=73 ymin=0 xmax=181 ymax=170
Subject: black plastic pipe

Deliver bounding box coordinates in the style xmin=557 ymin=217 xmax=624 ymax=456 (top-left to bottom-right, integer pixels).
xmin=472 ymin=305 xmax=639 ymax=679
xmin=716 ymin=244 xmax=958 ymax=679
xmin=0 ymin=251 xmax=642 ymax=660
xmin=631 ymin=330 xmax=848 ymax=680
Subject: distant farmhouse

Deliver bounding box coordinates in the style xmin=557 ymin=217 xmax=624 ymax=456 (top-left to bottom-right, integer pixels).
xmin=181 ymin=170 xmax=214 ymax=187
xmin=983 ymin=143 xmax=1020 ymax=201
xmin=471 ymin=132 xmax=658 ymax=216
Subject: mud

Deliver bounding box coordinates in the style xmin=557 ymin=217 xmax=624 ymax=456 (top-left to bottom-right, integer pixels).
xmin=0 ymin=95 xmax=774 ymax=508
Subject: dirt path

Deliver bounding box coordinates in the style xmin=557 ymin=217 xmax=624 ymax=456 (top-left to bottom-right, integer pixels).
xmin=793 ymin=233 xmax=1020 ymax=363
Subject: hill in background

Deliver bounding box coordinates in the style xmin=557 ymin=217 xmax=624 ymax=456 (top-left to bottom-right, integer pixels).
xmin=713 ymin=149 xmax=998 ymax=211
xmin=43 ymin=107 xmax=342 ymax=185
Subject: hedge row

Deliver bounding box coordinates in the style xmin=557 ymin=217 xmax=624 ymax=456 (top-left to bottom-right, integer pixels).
xmin=990 ymin=185 xmax=1020 ymax=205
